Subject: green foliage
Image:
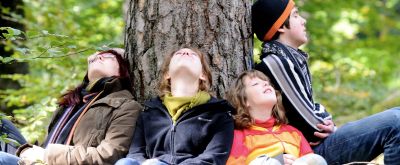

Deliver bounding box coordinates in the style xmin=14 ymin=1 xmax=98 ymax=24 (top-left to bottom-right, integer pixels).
xmin=1 ymin=0 xmax=124 ymax=143
xmin=302 ymin=0 xmax=400 ymax=125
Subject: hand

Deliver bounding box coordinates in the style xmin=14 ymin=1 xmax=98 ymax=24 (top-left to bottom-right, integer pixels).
xmin=283 ymin=154 xmax=296 ymax=165
xmin=142 ymin=158 xmax=167 ymax=165
xmin=310 ymin=120 xmax=335 ymax=146
xmin=19 ymin=145 xmax=45 ymax=163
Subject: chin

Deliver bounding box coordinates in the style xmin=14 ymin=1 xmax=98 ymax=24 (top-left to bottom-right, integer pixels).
xmin=303 ymin=35 xmax=309 ymax=43
xmin=298 ymin=39 xmax=308 ymax=46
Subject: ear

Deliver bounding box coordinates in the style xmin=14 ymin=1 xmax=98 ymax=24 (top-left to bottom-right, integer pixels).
xmin=199 ymin=73 xmax=206 ymax=81
xmin=165 ymin=73 xmax=171 ymax=80
xmin=245 ymin=100 xmax=251 ymax=109
xmin=277 ymin=27 xmax=285 ymax=33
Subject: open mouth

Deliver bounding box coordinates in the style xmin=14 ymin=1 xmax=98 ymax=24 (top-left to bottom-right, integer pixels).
xmin=264 ymin=89 xmax=272 ymax=94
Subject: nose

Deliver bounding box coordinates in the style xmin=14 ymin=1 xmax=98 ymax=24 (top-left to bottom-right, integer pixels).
xmin=88 ymin=55 xmax=95 ymax=63
xmin=88 ymin=54 xmax=104 ymax=64
xmin=301 ymin=16 xmax=306 ymax=25
xmin=264 ymin=81 xmax=270 ymax=87
xmin=182 ymin=50 xmax=190 ymax=56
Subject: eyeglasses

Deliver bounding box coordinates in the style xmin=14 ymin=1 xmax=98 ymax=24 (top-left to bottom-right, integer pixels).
xmin=88 ymin=53 xmax=116 ymax=64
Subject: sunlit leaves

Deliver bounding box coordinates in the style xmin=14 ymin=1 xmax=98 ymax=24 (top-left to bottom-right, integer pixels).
xmin=302 ymin=0 xmax=400 ymax=124
xmin=1 ymin=0 xmax=124 ymax=143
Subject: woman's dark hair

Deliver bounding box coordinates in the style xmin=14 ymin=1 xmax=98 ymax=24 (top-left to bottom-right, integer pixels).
xmin=58 ymin=49 xmax=131 ymax=106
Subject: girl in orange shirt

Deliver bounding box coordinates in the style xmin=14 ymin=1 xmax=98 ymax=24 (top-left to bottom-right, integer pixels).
xmin=226 ymin=70 xmax=326 ymax=165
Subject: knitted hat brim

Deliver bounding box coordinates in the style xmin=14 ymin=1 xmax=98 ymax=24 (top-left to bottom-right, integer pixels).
xmin=263 ymin=0 xmax=295 ymax=41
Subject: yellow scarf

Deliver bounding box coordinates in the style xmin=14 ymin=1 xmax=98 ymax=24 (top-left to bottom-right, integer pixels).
xmin=163 ymin=91 xmax=211 ymax=123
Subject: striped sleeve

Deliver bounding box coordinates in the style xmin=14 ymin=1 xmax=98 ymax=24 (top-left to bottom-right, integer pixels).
xmin=256 ymin=54 xmax=332 ymax=131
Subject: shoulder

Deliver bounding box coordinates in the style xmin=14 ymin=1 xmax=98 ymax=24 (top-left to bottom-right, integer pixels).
xmin=256 ymin=49 xmax=298 ymax=77
xmin=279 ymin=124 xmax=303 ymax=135
xmin=230 ymin=129 xmax=249 ymax=157
xmin=143 ymin=97 xmax=163 ymax=109
xmin=208 ymin=97 xmax=234 ymax=109
xmin=203 ymin=97 xmax=235 ymax=116
xmin=102 ymin=90 xmax=142 ymax=112
xmin=261 ymin=52 xmax=291 ymax=65
xmin=233 ymin=129 xmax=246 ymax=139
xmin=257 ymin=42 xmax=293 ymax=68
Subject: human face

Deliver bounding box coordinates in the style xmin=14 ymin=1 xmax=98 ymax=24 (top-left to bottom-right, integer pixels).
xmin=283 ymin=7 xmax=308 ymax=47
xmin=87 ymin=52 xmax=120 ymax=81
xmin=244 ymin=76 xmax=277 ymax=109
xmin=168 ymin=48 xmax=204 ymax=80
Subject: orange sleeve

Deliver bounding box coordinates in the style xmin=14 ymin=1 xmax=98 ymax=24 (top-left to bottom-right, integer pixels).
xmin=295 ymin=128 xmax=314 ymax=156
xmin=227 ymin=130 xmax=248 ymax=165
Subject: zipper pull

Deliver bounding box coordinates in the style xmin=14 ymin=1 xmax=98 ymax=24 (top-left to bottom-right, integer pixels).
xmin=171 ymin=123 xmax=176 ymax=132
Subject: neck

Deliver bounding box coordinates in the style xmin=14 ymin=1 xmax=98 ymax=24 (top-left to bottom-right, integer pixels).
xmin=277 ymin=37 xmax=300 ymax=48
xmin=249 ymin=104 xmax=274 ymax=122
xmin=170 ymin=77 xmax=199 ymax=97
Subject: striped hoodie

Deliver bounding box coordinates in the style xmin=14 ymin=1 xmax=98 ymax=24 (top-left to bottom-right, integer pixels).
xmin=255 ymin=40 xmax=332 ymax=142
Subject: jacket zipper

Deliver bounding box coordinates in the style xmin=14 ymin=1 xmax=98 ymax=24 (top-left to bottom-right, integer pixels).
xmin=170 ymin=122 xmax=176 ymax=164
xmin=167 ymin=107 xmax=199 ymax=164
xmin=151 ymin=105 xmax=178 ymax=164
xmin=168 ymin=108 xmax=203 ymax=164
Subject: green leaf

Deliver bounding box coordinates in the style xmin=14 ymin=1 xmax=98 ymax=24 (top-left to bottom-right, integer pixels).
xmin=15 ymin=48 xmax=30 ymax=55
xmin=11 ymin=28 xmax=22 ymax=36
xmin=68 ymin=45 xmax=77 ymax=49
xmin=1 ymin=57 xmax=15 ymax=63
xmin=41 ymin=30 xmax=49 ymax=35
xmin=2 ymin=32 xmax=12 ymax=39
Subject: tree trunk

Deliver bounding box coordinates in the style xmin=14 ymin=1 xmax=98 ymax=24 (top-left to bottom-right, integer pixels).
xmin=125 ymin=0 xmax=252 ymax=102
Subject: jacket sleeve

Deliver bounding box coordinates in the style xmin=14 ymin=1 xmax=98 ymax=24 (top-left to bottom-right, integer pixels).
xmin=296 ymin=129 xmax=313 ymax=156
xmin=44 ymin=100 xmax=142 ymax=165
xmin=125 ymin=113 xmax=148 ymax=163
xmin=226 ymin=130 xmax=247 ymax=165
xmin=256 ymin=54 xmax=332 ymax=127
xmin=180 ymin=112 xmax=234 ymax=165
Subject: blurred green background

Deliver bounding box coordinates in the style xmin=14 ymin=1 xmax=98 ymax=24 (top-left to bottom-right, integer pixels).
xmin=1 ymin=0 xmax=399 ymax=144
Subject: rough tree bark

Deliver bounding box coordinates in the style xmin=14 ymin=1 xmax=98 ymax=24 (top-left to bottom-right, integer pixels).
xmin=125 ymin=0 xmax=252 ymax=102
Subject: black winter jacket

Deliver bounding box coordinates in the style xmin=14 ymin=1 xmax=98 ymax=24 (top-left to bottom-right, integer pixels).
xmin=126 ymin=97 xmax=234 ymax=165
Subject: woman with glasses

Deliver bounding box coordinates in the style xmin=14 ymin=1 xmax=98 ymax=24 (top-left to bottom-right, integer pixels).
xmin=0 ymin=48 xmax=142 ymax=165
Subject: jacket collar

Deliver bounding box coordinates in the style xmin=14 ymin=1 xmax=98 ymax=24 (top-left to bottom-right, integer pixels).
xmin=90 ymin=78 xmax=133 ymax=108
xmin=262 ymin=41 xmax=286 ymax=56
xmin=144 ymin=96 xmax=234 ymax=113
xmin=262 ymin=40 xmax=309 ymax=59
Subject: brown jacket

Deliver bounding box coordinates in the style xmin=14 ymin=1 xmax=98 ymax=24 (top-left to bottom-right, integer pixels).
xmin=20 ymin=78 xmax=142 ymax=165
